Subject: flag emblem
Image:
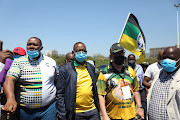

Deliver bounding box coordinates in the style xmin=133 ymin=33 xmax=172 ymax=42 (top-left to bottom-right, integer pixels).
xmin=119 ymin=13 xmax=145 ymax=63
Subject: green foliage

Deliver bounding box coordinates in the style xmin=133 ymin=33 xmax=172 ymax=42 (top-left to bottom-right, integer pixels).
xmin=48 ymin=55 xmax=66 ymax=66
xmin=48 ymin=54 xmax=110 ymax=68
xmin=48 ymin=54 xmax=158 ymax=68
xmin=136 ymin=57 xmax=158 ymax=64
xmin=86 ymin=54 xmax=110 ymax=68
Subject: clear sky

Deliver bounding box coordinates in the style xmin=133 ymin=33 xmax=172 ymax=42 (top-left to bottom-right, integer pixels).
xmin=0 ymin=0 xmax=179 ymax=57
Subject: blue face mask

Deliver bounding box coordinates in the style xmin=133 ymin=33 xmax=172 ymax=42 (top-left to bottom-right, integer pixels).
xmin=27 ymin=50 xmax=39 ymax=59
xmin=75 ymin=51 xmax=87 ymax=62
xmin=13 ymin=55 xmax=21 ymax=60
xmin=161 ymin=58 xmax=180 ymax=72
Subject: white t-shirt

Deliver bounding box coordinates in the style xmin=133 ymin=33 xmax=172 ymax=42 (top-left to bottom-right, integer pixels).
xmin=144 ymin=62 xmax=162 ymax=85
xmin=0 ymin=62 xmax=5 ymax=72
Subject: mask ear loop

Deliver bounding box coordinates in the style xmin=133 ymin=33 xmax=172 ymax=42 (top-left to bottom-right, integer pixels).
xmin=175 ymin=58 xmax=180 ymax=69
xmin=39 ymin=46 xmax=43 ymax=51
xmin=176 ymin=58 xmax=180 ymax=62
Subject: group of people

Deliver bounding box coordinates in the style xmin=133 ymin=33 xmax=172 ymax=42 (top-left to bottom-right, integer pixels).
xmin=0 ymin=37 xmax=180 ymax=120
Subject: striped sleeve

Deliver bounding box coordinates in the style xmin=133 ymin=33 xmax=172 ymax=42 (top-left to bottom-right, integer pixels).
xmin=7 ymin=60 xmax=20 ymax=80
xmin=97 ymin=72 xmax=107 ymax=95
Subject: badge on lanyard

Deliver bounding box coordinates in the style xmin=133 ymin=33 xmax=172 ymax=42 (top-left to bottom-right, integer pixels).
xmin=121 ymin=85 xmax=132 ymax=100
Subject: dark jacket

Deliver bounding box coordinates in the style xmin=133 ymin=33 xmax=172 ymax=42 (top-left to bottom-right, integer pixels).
xmin=56 ymin=60 xmax=100 ymax=120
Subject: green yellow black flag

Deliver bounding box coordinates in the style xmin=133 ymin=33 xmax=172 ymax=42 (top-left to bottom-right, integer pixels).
xmin=119 ymin=13 xmax=145 ymax=63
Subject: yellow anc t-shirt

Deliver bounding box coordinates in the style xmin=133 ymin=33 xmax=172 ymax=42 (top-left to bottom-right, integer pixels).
xmin=97 ymin=65 xmax=139 ymax=119
xmin=74 ymin=61 xmax=96 ymax=113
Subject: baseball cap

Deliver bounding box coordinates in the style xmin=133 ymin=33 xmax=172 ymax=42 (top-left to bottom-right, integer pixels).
xmin=110 ymin=43 xmax=125 ymax=53
xmin=13 ymin=47 xmax=26 ymax=55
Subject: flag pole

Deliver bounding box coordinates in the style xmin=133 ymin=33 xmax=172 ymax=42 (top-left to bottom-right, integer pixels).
xmin=118 ymin=13 xmax=131 ymax=43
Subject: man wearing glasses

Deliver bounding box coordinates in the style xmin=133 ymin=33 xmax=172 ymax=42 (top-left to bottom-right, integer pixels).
xmin=97 ymin=43 xmax=144 ymax=120
xmin=56 ymin=42 xmax=100 ymax=120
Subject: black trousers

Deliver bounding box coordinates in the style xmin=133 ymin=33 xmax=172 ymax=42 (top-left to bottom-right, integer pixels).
xmin=74 ymin=108 xmax=100 ymax=120
xmin=111 ymin=118 xmax=135 ymax=120
xmin=139 ymin=88 xmax=147 ymax=120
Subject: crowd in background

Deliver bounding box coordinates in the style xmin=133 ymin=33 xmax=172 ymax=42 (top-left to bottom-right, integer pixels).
xmin=0 ymin=37 xmax=180 ymax=120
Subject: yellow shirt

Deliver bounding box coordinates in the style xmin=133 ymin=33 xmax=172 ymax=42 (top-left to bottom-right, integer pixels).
xmin=74 ymin=62 xmax=96 ymax=113
xmin=97 ymin=65 xmax=139 ymax=119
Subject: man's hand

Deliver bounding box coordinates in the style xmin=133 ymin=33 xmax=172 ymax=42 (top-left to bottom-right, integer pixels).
xmin=1 ymin=99 xmax=17 ymax=113
xmin=0 ymin=50 xmax=13 ymax=63
xmin=0 ymin=40 xmax=13 ymax=63
xmin=1 ymin=99 xmax=17 ymax=120
xmin=102 ymin=115 xmax=111 ymax=120
xmin=136 ymin=107 xmax=144 ymax=119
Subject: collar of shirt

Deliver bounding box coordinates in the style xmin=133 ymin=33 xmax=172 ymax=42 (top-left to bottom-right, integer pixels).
xmin=28 ymin=53 xmax=44 ymax=62
xmin=135 ymin=64 xmax=144 ymax=75
xmin=135 ymin=64 xmax=139 ymax=72
xmin=160 ymin=69 xmax=178 ymax=82
xmin=108 ymin=62 xmax=125 ymax=74
xmin=74 ymin=60 xmax=87 ymax=67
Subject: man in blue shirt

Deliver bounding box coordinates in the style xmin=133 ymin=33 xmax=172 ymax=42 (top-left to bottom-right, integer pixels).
xmin=128 ymin=54 xmax=147 ymax=119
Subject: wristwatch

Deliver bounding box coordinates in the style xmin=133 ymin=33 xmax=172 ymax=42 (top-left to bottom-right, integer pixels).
xmin=137 ymin=105 xmax=143 ymax=108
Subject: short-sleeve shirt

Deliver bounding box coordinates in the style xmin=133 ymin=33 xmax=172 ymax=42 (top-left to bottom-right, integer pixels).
xmin=97 ymin=63 xmax=139 ymax=119
xmin=144 ymin=62 xmax=162 ymax=85
xmin=135 ymin=64 xmax=144 ymax=90
xmin=74 ymin=61 xmax=96 ymax=113
xmin=7 ymin=54 xmax=57 ymax=108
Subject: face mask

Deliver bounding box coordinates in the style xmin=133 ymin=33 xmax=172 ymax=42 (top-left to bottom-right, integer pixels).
xmin=128 ymin=60 xmax=135 ymax=69
xmin=161 ymin=58 xmax=180 ymax=72
xmin=114 ymin=55 xmax=124 ymax=65
xmin=75 ymin=51 xmax=87 ymax=62
xmin=13 ymin=55 xmax=21 ymax=60
xmin=27 ymin=50 xmax=39 ymax=59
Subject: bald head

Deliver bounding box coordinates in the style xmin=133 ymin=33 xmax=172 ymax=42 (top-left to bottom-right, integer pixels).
xmin=163 ymin=47 xmax=180 ymax=60
xmin=157 ymin=50 xmax=164 ymax=61
xmin=65 ymin=52 xmax=75 ymax=63
xmin=161 ymin=47 xmax=180 ymax=73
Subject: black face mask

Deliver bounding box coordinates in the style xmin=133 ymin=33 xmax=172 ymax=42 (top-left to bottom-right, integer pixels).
xmin=128 ymin=60 xmax=135 ymax=69
xmin=114 ymin=55 xmax=125 ymax=65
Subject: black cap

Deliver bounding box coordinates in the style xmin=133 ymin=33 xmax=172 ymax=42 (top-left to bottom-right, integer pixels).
xmin=110 ymin=43 xmax=125 ymax=53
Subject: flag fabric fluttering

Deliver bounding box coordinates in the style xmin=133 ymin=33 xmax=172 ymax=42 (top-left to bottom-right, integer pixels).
xmin=119 ymin=13 xmax=145 ymax=63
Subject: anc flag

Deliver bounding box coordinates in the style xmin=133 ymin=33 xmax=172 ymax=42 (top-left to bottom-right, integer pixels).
xmin=119 ymin=13 xmax=145 ymax=63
